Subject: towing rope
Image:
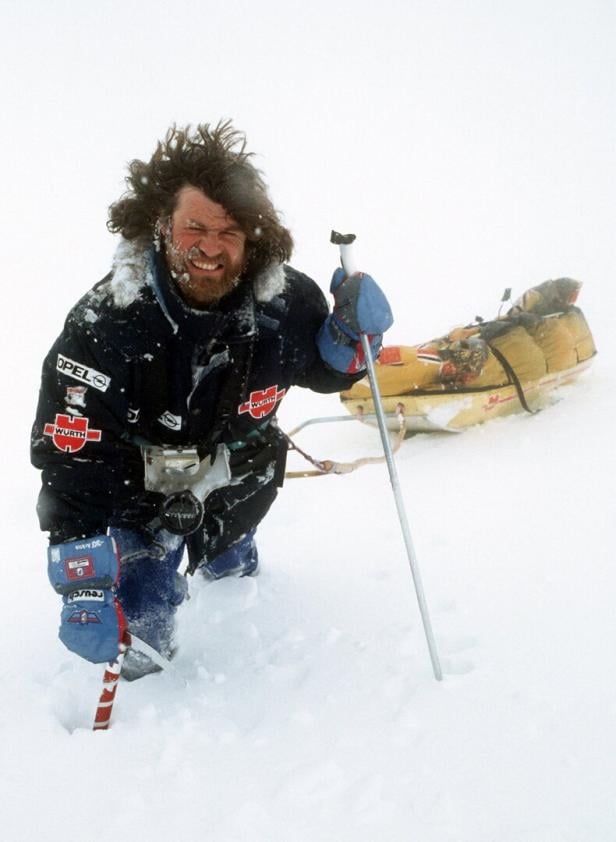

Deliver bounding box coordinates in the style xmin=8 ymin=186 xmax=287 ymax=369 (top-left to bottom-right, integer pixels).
xmin=283 ymin=404 xmax=408 ymax=478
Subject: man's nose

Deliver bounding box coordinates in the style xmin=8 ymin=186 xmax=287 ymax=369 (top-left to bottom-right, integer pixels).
xmin=196 ymin=232 xmax=222 ymax=254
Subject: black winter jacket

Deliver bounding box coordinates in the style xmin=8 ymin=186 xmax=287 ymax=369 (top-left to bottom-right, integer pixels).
xmin=31 ymin=240 xmax=358 ymax=566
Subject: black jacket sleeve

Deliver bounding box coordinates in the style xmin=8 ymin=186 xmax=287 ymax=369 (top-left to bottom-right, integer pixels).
xmin=30 ymin=313 xmax=145 ymax=543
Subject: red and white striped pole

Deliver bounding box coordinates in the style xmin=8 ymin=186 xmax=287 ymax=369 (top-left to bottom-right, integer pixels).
xmin=92 ymin=631 xmax=184 ymax=729
xmin=93 ymin=645 xmax=126 ymax=731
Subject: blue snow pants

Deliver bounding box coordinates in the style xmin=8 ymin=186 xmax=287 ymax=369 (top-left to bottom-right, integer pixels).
xmin=110 ymin=527 xmax=259 ymax=655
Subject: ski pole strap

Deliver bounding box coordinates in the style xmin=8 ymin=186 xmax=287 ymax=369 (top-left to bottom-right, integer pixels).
xmin=485 ymin=341 xmax=538 ymax=414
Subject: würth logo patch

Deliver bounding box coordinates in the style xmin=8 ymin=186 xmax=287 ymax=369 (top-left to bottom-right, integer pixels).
xmin=238 ymin=385 xmax=286 ymax=419
xmin=43 ymin=414 xmax=102 ymax=453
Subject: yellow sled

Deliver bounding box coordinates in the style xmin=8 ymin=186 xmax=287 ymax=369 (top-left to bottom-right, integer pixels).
xmin=340 ymin=279 xmax=596 ymax=433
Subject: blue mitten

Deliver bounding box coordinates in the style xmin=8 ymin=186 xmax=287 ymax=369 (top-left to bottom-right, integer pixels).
xmin=47 ymin=535 xmax=126 ymax=664
xmin=317 ymin=268 xmax=394 ymax=373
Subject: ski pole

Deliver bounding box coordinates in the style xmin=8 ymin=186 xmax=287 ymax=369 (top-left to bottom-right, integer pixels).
xmin=331 ymin=230 xmax=443 ymax=681
xmin=93 ymin=648 xmax=126 ymax=731
xmin=92 ymin=632 xmax=186 ymax=730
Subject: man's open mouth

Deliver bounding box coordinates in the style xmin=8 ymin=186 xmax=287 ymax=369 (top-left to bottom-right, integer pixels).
xmin=190 ymin=259 xmax=224 ymax=272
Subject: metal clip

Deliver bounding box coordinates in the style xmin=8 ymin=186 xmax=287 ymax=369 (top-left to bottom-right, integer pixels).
xmin=142 ymin=444 xmax=232 ymax=500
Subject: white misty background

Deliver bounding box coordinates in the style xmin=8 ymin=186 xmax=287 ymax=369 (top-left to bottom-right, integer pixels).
xmin=1 ymin=2 xmax=614 ymax=841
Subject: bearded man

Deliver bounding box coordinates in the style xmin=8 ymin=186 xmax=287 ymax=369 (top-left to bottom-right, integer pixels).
xmin=31 ymin=122 xmax=393 ymax=679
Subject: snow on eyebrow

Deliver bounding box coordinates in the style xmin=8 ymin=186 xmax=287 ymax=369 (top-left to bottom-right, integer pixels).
xmin=185 ymin=218 xmax=243 ymax=233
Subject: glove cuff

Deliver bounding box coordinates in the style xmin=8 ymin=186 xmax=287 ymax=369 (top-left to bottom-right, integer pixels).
xmin=317 ymin=316 xmax=382 ymax=374
xmin=48 ymin=534 xmax=120 ymax=595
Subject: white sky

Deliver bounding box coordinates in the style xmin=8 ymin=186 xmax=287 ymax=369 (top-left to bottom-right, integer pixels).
xmin=1 ymin=0 xmax=614 ymax=435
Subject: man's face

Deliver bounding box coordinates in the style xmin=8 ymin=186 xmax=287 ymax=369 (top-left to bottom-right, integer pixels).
xmin=161 ymin=185 xmax=248 ymax=308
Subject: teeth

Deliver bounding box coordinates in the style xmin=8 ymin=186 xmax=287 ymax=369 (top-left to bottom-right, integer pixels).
xmin=191 ymin=259 xmax=221 ymax=271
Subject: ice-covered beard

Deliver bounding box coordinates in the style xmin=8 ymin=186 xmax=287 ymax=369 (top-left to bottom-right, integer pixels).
xmin=163 ymin=239 xmax=245 ymax=309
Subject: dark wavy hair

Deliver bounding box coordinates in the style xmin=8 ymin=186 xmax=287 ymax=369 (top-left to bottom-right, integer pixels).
xmin=108 ymin=121 xmax=293 ymax=274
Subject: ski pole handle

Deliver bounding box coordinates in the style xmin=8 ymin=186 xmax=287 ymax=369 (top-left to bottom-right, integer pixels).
xmin=330 ymin=230 xmax=359 ymax=277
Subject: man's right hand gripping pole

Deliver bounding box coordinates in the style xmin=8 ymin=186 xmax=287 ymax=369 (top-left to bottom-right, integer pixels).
xmin=316 ymin=265 xmax=394 ymax=374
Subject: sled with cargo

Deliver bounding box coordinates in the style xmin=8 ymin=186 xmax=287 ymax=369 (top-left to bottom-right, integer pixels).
xmin=285 ymin=278 xmax=596 ymax=477
xmin=338 ymin=278 xmax=596 ymax=434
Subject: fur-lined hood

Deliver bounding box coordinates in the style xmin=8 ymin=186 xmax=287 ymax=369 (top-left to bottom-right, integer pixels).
xmin=108 ymin=238 xmax=286 ymax=310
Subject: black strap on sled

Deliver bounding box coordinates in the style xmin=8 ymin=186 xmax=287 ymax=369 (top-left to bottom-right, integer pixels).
xmin=485 ymin=341 xmax=537 ymax=415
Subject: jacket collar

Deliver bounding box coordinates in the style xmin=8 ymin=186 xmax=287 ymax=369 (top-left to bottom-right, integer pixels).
xmin=150 ymin=247 xmax=258 ymax=343
xmin=108 ymin=238 xmax=286 ymax=343
xmin=109 ymin=238 xmax=286 ymax=304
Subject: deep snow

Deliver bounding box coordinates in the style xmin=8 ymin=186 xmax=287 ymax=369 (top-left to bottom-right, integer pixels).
xmin=5 ymin=327 xmax=615 ymax=842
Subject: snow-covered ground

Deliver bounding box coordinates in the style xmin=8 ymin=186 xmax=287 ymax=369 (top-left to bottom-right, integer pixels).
xmin=6 ymin=333 xmax=615 ymax=842
xmin=2 ymin=1 xmax=614 ymax=840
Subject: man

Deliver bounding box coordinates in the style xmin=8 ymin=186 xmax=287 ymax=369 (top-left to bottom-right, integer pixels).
xmin=31 ymin=122 xmax=393 ymax=679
